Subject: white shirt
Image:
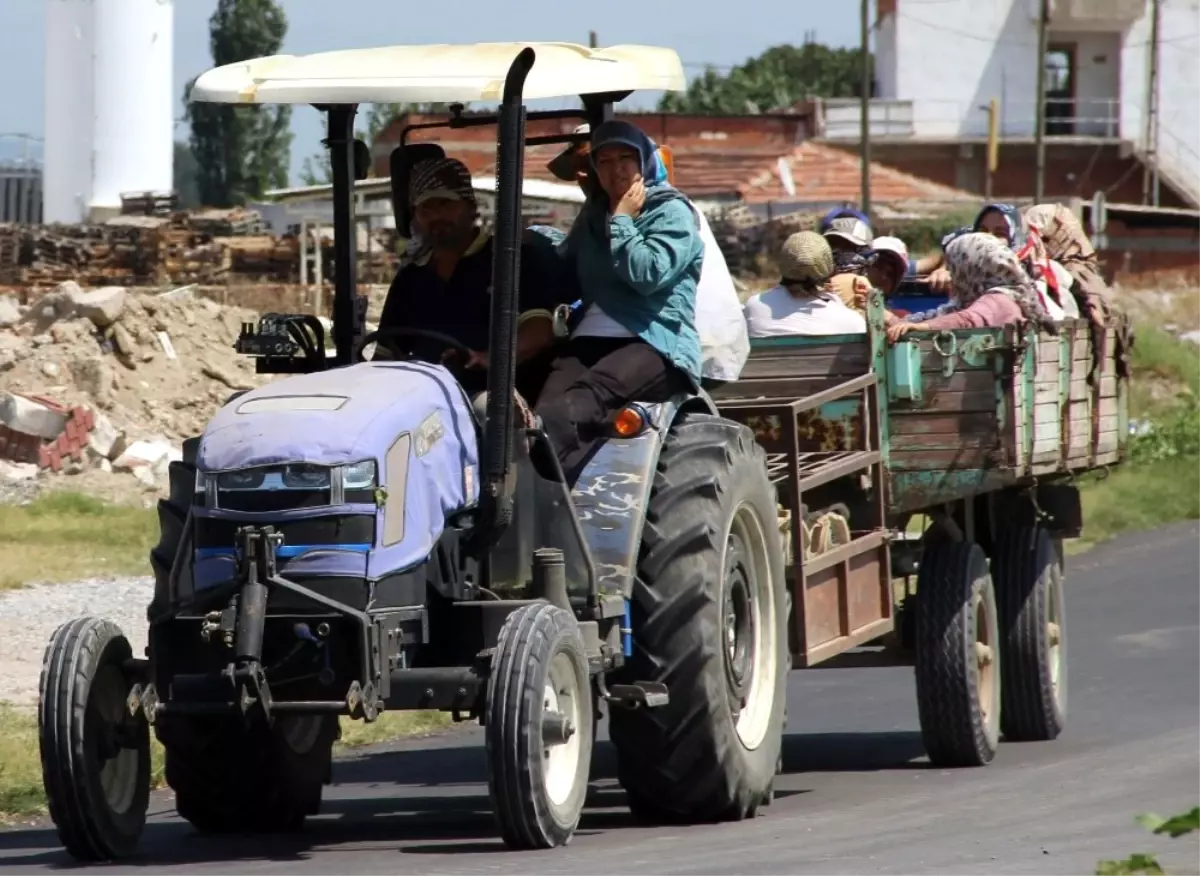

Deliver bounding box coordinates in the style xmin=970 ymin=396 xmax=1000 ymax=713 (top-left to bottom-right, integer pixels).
xmin=743 ymin=285 xmax=868 ymax=338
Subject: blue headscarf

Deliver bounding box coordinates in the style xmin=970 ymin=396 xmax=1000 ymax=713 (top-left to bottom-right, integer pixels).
xmin=581 ymin=120 xmax=686 ymax=233
xmin=973 ymin=203 xmax=1029 ymax=250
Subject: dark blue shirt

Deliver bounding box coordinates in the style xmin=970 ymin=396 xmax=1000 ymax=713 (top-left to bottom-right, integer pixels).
xmin=378 ymin=231 xmax=567 ymax=360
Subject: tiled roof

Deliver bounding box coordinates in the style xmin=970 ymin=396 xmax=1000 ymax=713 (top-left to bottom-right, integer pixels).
xmin=739 ymin=141 xmax=977 ymax=205
xmin=373 ymin=114 xmax=975 ymax=207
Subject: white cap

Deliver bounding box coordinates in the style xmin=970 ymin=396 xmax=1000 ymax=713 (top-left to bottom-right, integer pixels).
xmin=823 ymin=215 xmax=873 ymax=247
xmin=870 ymin=235 xmax=910 ymax=269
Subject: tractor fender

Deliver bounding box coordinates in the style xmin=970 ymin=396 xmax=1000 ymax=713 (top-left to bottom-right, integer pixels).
xmin=569 ymin=391 xmax=715 ymax=599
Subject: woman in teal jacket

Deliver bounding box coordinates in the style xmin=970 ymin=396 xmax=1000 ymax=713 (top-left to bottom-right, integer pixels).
xmin=535 ymin=120 xmax=704 ymax=483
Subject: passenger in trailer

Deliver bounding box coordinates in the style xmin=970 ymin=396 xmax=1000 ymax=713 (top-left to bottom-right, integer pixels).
xmin=742 ymin=231 xmax=868 ymax=338
xmin=1024 ymin=201 xmax=1112 ymax=328
xmin=973 ymin=202 xmax=1081 ymax=321
xmin=375 ymin=156 xmax=568 ymax=403
xmin=887 ymin=231 xmax=1054 ymax=341
xmin=820 ymin=208 xmax=875 ymax=313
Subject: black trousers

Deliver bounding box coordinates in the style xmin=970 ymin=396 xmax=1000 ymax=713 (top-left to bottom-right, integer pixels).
xmin=535 ymin=337 xmax=692 ymax=485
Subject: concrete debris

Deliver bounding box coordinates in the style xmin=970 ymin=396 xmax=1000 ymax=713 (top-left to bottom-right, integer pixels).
xmin=113 ymin=438 xmax=178 ymax=474
xmin=0 ymin=392 xmax=69 ymax=440
xmin=0 ymin=295 xmax=20 ymax=328
xmin=0 ymin=284 xmax=270 ymax=501
xmin=0 ymin=459 xmax=38 ymax=482
xmin=87 ymin=411 xmax=126 ymax=461
xmin=70 ymin=285 xmax=127 ymax=327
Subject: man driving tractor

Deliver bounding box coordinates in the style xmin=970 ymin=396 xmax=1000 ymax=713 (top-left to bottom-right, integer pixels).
xmin=376 ymin=156 xmax=567 ymax=401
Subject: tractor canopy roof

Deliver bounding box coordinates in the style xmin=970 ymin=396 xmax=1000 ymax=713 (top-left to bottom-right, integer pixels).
xmin=188 ymin=41 xmax=687 ymax=106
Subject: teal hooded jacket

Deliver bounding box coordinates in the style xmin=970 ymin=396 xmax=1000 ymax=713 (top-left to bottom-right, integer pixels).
xmin=555 ymin=121 xmax=704 ymax=381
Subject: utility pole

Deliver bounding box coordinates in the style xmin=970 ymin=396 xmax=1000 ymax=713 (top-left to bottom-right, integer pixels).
xmin=859 ymin=0 xmax=872 ymax=218
xmin=1033 ymin=0 xmax=1050 ymax=202
xmin=1141 ymin=0 xmax=1161 ymax=205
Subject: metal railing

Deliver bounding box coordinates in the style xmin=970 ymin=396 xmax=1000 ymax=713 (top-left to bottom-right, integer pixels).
xmin=817 ymin=97 xmax=1125 ymax=140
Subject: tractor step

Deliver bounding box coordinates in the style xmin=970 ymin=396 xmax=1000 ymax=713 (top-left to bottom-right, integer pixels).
xmin=605 ymin=681 xmax=669 ymax=709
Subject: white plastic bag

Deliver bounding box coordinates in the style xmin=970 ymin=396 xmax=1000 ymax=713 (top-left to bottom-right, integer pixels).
xmin=691 ymin=208 xmax=750 ymax=381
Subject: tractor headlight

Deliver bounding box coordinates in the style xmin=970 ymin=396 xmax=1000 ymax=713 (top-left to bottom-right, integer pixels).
xmin=218 ymin=469 xmax=268 ymax=490
xmin=281 ymin=463 xmax=330 ymax=490
xmin=344 ymin=459 xmax=378 ymax=490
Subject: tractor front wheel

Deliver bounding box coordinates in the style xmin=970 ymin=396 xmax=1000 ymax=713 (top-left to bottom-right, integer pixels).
xmin=485 ymin=602 xmax=594 ymax=849
xmin=38 ymin=617 xmax=151 ymax=862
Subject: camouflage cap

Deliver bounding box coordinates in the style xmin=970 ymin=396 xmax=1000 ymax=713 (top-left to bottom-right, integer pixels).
xmin=779 ymin=231 xmax=835 ymax=284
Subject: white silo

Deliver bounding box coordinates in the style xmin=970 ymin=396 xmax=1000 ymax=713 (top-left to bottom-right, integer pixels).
xmin=42 ymin=0 xmax=175 ymax=225
xmin=43 ymin=0 xmax=95 ymax=225
xmin=90 ymin=0 xmax=175 ymax=216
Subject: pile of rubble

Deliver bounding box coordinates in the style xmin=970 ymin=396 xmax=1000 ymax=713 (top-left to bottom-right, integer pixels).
xmin=0 ymin=280 xmax=267 ymax=502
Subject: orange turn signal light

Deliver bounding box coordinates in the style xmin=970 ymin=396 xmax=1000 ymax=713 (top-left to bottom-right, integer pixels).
xmin=612 ymin=406 xmax=646 ymax=438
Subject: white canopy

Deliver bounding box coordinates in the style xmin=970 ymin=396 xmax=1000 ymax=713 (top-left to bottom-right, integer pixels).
xmin=189 ymin=42 xmax=687 ymax=106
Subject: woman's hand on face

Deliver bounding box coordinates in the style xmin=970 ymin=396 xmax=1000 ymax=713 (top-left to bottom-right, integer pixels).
xmin=613 ymin=177 xmax=645 ymax=218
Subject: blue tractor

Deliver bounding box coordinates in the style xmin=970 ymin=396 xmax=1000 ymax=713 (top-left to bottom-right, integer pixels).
xmin=36 ymin=42 xmax=788 ymax=861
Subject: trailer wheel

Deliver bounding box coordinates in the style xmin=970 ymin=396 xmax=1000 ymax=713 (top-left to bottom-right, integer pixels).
xmin=914 ymin=541 xmax=1001 ymax=767
xmin=610 ymin=413 xmax=787 ymax=823
xmin=993 ymin=525 xmax=1067 ymax=741
xmin=38 ymin=617 xmax=151 ymax=862
xmin=486 ymin=602 xmax=593 ymax=849
xmin=148 ymin=435 xmax=199 ymax=621
xmin=158 ymin=713 xmax=337 ymax=834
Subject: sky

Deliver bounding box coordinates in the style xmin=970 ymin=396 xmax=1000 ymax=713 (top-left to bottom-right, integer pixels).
xmin=0 ymin=0 xmax=859 ymax=184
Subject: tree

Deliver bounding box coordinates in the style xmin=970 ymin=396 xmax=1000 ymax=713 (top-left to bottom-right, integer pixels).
xmin=184 ymin=0 xmax=292 ymax=207
xmin=298 ymin=102 xmax=466 ymax=186
xmin=172 ymin=141 xmax=200 ymax=209
xmin=659 ymin=43 xmax=872 ymax=114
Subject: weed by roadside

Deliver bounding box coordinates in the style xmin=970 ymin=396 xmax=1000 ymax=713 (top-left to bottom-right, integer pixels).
xmin=0 ymin=492 xmax=157 ymax=590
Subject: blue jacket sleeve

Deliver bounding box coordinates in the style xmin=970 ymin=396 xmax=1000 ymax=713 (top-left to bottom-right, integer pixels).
xmin=608 ymin=199 xmax=703 ymax=296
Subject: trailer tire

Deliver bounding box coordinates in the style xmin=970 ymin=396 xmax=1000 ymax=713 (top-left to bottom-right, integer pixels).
xmin=486 ymin=602 xmax=593 ymax=849
xmin=993 ymin=525 xmax=1067 ymax=741
xmin=148 ymin=436 xmax=199 ymax=620
xmin=38 ymin=617 xmax=151 ymax=861
xmin=610 ymin=414 xmax=787 ymax=824
xmin=914 ymin=541 xmax=1001 ymax=767
xmin=158 ymin=713 xmax=337 ymax=835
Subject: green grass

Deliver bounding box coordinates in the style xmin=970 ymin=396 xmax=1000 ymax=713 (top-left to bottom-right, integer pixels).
xmin=1070 ymin=326 xmax=1200 ymax=553
xmin=0 ymin=492 xmax=158 ymax=590
xmin=0 ymin=704 xmax=451 ymax=823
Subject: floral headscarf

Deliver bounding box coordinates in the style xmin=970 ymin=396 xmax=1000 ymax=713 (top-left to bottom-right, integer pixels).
xmin=975 ymin=202 xmax=1056 ymax=289
xmin=945 ymin=232 xmax=1054 ymax=331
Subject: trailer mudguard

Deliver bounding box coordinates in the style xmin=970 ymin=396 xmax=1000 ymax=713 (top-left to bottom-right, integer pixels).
xmin=570 ymin=391 xmax=717 ymax=598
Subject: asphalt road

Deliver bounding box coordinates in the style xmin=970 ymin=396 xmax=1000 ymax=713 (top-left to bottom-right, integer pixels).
xmin=3 ymin=522 xmax=1198 ymax=875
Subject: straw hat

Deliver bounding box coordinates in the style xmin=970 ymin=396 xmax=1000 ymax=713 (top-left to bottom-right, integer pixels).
xmin=779 ymin=231 xmax=835 ymax=285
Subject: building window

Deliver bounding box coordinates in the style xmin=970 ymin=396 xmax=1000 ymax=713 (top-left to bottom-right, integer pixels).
xmin=1044 ymin=45 xmax=1076 ymax=136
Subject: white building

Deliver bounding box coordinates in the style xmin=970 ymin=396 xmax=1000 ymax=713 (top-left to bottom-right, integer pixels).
xmin=42 ymin=0 xmax=175 ymax=225
xmin=827 ymin=0 xmax=1198 ymax=206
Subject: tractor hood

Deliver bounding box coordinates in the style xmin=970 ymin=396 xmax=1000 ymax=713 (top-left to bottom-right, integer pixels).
xmin=198 ymin=361 xmax=478 ymax=473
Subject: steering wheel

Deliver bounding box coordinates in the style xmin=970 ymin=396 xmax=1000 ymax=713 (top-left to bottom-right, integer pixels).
xmin=355 ymin=327 xmax=475 ymax=366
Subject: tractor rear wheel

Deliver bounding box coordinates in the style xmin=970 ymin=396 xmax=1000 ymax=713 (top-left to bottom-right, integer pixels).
xmin=486 ymin=602 xmax=593 ymax=849
xmin=914 ymin=541 xmax=1001 ymax=767
xmin=157 ymin=713 xmax=338 ymax=834
xmin=610 ymin=413 xmax=787 ymax=823
xmin=38 ymin=617 xmax=151 ymax=861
